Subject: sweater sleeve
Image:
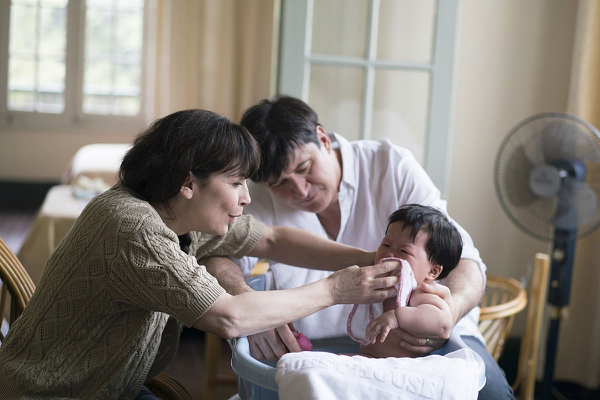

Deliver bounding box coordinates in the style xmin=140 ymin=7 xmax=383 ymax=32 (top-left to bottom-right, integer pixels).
xmin=108 ymin=215 xmax=225 ymax=327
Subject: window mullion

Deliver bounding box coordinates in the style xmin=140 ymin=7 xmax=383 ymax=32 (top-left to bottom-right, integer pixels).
xmin=361 ymin=0 xmax=379 ymax=140
xmin=0 ymin=1 xmax=11 ymax=120
xmin=424 ymin=0 xmax=460 ymax=197
xmin=66 ymin=0 xmax=85 ymax=123
xmin=35 ymin=0 xmax=41 ymax=109
xmin=140 ymin=0 xmax=154 ymax=123
xmin=110 ymin=0 xmax=117 ymax=114
xmin=277 ymin=0 xmax=310 ymax=98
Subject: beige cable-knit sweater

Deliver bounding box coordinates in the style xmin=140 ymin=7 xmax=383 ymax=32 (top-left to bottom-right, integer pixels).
xmin=0 ymin=185 xmax=264 ymax=399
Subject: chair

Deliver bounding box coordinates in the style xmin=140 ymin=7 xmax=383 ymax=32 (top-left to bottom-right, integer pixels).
xmin=145 ymin=373 xmax=195 ymax=400
xmin=478 ymin=271 xmax=527 ymax=360
xmin=0 ymin=236 xmax=36 ymax=342
xmin=512 ymin=253 xmax=549 ymax=400
xmin=0 ymin=236 xmax=193 ymax=400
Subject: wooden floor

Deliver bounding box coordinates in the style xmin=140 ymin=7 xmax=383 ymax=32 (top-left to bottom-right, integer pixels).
xmin=163 ymin=329 xmax=238 ymax=400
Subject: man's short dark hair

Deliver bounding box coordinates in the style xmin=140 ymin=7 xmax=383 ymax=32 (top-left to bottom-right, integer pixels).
xmin=240 ymin=95 xmax=322 ymax=183
xmin=387 ymin=204 xmax=463 ymax=279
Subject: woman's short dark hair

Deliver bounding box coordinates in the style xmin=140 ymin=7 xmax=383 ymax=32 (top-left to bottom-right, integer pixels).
xmin=240 ymin=95 xmax=321 ymax=183
xmin=387 ymin=204 xmax=463 ymax=279
xmin=120 ymin=109 xmax=260 ymax=206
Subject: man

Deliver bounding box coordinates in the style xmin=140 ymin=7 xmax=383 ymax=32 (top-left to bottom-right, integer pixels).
xmin=206 ymin=96 xmax=513 ymax=399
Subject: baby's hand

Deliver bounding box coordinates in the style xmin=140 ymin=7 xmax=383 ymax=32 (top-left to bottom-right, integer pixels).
xmin=366 ymin=310 xmax=399 ymax=344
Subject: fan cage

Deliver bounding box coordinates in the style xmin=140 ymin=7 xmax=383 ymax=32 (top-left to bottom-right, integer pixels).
xmin=494 ymin=112 xmax=600 ymax=243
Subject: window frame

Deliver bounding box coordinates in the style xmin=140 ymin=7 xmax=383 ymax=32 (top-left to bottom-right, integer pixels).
xmin=278 ymin=0 xmax=461 ymax=196
xmin=0 ymin=0 xmax=154 ymax=131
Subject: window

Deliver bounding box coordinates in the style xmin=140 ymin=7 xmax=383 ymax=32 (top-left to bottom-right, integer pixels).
xmin=0 ymin=0 xmax=150 ymax=128
xmin=278 ymin=0 xmax=460 ymax=196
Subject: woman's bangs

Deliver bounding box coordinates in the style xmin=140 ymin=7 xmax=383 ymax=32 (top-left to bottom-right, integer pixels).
xmin=224 ymin=131 xmax=261 ymax=178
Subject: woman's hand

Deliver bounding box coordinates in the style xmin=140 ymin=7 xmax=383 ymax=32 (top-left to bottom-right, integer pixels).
xmin=326 ymin=260 xmax=400 ymax=304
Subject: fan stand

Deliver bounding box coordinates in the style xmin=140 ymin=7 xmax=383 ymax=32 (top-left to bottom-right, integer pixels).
xmin=541 ymin=228 xmax=576 ymax=400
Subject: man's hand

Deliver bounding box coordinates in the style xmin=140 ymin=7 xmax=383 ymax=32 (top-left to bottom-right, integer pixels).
xmin=326 ymin=260 xmax=401 ymax=304
xmin=248 ymin=323 xmax=302 ymax=360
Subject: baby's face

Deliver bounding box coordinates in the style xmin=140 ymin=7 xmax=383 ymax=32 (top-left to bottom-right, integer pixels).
xmin=376 ymin=221 xmax=441 ymax=284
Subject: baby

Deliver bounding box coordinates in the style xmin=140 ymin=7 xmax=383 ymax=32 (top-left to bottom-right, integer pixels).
xmin=348 ymin=204 xmax=463 ymax=358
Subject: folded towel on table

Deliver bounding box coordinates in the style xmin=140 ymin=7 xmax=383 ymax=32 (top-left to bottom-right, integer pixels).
xmin=275 ymin=348 xmax=480 ymax=400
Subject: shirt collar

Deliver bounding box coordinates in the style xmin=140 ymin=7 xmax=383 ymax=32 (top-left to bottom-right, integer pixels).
xmin=328 ymin=131 xmax=357 ymax=191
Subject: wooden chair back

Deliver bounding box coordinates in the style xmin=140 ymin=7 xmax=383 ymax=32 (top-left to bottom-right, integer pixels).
xmin=512 ymin=253 xmax=549 ymax=400
xmin=0 ymin=236 xmax=36 ymax=343
xmin=478 ymin=272 xmax=527 ymax=360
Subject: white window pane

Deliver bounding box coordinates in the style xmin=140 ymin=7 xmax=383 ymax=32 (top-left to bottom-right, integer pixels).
xmin=11 ymin=0 xmax=39 ymax=5
xmin=8 ymin=0 xmax=67 ymax=113
xmin=86 ymin=0 xmax=113 ymax=10
xmin=9 ymin=58 xmax=35 ymax=87
xmin=371 ymin=69 xmax=430 ymax=163
xmin=116 ymin=11 xmax=143 ymax=57
xmin=9 ymin=4 xmax=37 ymax=54
xmin=116 ymin=0 xmax=144 ymax=12
xmin=40 ymin=0 xmax=68 ymax=7
xmin=38 ymin=60 xmax=65 ymax=89
xmin=9 ymin=88 xmax=35 ymax=111
xmin=308 ymin=65 xmax=364 ymax=141
xmin=37 ymin=91 xmax=64 ymax=113
xmin=84 ymin=61 xmax=112 ymax=91
xmin=115 ymin=64 xmax=140 ymax=89
xmin=39 ymin=4 xmax=67 ymax=56
xmin=114 ymin=95 xmax=140 ymax=115
xmin=83 ymin=0 xmax=144 ymax=116
xmin=83 ymin=94 xmax=111 ymax=114
xmin=86 ymin=9 xmax=112 ymax=56
xmin=377 ymin=0 xmax=436 ymax=63
xmin=311 ymin=0 xmax=368 ymax=57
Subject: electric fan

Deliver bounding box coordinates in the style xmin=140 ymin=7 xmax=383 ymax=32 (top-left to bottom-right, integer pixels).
xmin=494 ymin=112 xmax=600 ymax=399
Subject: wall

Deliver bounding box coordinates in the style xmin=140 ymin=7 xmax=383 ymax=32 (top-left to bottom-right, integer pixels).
xmin=448 ymin=0 xmax=577 ymax=334
xmin=0 ymin=127 xmax=136 ymax=183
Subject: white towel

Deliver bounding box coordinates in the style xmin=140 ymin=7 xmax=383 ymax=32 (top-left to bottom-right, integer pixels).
xmin=275 ymin=349 xmax=480 ymax=400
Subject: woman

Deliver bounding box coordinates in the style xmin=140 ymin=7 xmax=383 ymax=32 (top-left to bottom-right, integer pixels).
xmin=0 ymin=109 xmax=399 ymax=399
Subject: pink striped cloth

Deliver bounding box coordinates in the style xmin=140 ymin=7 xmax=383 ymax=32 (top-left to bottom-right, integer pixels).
xmin=346 ymin=257 xmax=417 ymax=345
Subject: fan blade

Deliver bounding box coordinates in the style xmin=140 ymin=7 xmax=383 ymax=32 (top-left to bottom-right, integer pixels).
xmin=554 ymin=177 xmax=598 ymax=230
xmin=540 ymin=119 xmax=600 ymax=163
xmin=498 ymin=144 xmax=538 ymax=207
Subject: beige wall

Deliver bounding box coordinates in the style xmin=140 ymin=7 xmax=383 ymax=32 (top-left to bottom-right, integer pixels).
xmin=448 ymin=0 xmax=577 ymax=333
xmin=0 ymin=127 xmax=136 ymax=182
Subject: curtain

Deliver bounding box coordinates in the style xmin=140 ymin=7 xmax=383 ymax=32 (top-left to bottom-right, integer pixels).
xmin=151 ymin=0 xmax=277 ymax=122
xmin=552 ymin=0 xmax=600 ymax=389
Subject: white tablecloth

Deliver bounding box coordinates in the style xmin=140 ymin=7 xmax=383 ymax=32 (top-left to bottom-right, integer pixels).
xmin=17 ymin=185 xmax=89 ymax=284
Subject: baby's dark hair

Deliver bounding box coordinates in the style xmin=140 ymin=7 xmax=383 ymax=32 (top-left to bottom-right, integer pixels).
xmin=387 ymin=204 xmax=463 ymax=279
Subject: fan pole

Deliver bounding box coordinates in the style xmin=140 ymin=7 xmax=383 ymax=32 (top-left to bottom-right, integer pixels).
xmin=541 ymin=231 xmax=576 ymax=400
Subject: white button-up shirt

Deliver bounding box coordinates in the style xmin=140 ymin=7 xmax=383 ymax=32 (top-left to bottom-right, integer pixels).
xmin=236 ymin=132 xmax=485 ymax=343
